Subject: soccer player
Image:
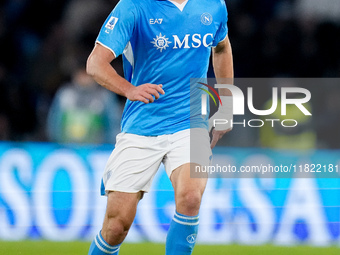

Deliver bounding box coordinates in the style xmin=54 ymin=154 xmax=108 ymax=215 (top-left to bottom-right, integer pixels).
xmin=86 ymin=0 xmax=233 ymax=254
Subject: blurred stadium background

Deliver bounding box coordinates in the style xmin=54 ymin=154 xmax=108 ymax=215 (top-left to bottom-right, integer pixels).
xmin=0 ymin=0 xmax=340 ymax=254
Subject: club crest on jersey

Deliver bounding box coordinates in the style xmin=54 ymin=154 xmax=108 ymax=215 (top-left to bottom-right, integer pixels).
xmin=105 ymin=16 xmax=118 ymax=30
xmin=201 ymin=12 xmax=213 ymax=25
xmin=151 ymin=33 xmax=172 ymax=52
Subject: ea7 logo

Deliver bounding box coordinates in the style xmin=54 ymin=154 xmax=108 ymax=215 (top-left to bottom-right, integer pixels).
xmin=150 ymin=18 xmax=163 ymax=24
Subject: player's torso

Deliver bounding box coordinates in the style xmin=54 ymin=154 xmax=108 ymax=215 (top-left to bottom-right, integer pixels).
xmin=121 ymin=0 xmax=225 ymax=135
xmin=136 ymin=0 xmax=218 ymax=52
xmin=129 ymin=0 xmax=223 ymax=84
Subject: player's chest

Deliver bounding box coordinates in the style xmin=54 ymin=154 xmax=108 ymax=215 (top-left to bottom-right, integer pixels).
xmin=136 ymin=5 xmax=219 ymax=52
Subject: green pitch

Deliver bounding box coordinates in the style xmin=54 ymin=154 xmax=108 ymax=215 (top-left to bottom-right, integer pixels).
xmin=0 ymin=241 xmax=339 ymax=255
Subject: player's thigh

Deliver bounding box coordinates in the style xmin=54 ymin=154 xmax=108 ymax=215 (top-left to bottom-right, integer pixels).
xmin=103 ymin=191 xmax=142 ymax=227
xmin=170 ymin=163 xmax=207 ymax=202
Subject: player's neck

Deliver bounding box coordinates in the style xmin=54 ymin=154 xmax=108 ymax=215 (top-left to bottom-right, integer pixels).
xmin=170 ymin=0 xmax=187 ymax=5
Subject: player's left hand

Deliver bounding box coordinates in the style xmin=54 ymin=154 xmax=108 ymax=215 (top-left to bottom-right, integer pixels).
xmin=210 ymin=128 xmax=232 ymax=149
xmin=208 ymin=95 xmax=233 ymax=149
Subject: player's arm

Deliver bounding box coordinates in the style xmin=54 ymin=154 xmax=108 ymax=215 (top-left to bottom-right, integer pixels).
xmin=210 ymin=35 xmax=234 ymax=148
xmin=87 ymin=43 xmax=164 ymax=104
xmin=213 ymin=35 xmax=234 ymax=91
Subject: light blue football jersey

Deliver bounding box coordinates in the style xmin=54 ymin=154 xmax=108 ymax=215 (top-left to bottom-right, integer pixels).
xmin=96 ymin=0 xmax=228 ymax=136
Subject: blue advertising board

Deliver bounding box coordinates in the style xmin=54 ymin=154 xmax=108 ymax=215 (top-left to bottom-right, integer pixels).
xmin=0 ymin=142 xmax=339 ymax=245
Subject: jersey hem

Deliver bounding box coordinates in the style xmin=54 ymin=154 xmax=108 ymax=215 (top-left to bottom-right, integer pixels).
xmin=121 ymin=126 xmax=191 ymax=137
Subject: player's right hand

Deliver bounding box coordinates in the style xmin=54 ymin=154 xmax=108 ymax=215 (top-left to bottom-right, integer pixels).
xmin=126 ymin=83 xmax=165 ymax=104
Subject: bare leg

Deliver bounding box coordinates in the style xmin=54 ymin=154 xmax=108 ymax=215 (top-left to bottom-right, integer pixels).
xmin=101 ymin=191 xmax=143 ymax=245
xmin=170 ymin=163 xmax=207 ymax=216
xmin=165 ymin=163 xmax=207 ymax=255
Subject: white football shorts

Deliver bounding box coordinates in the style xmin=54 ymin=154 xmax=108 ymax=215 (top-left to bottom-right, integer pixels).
xmin=102 ymin=128 xmax=212 ymax=194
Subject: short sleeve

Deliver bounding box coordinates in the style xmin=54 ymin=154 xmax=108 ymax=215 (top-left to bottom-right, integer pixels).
xmin=96 ymin=0 xmax=137 ymax=57
xmin=212 ymin=0 xmax=228 ymax=47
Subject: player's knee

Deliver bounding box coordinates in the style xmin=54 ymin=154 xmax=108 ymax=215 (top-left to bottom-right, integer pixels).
xmin=177 ymin=189 xmax=202 ymax=214
xmin=103 ymin=216 xmax=131 ymax=245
